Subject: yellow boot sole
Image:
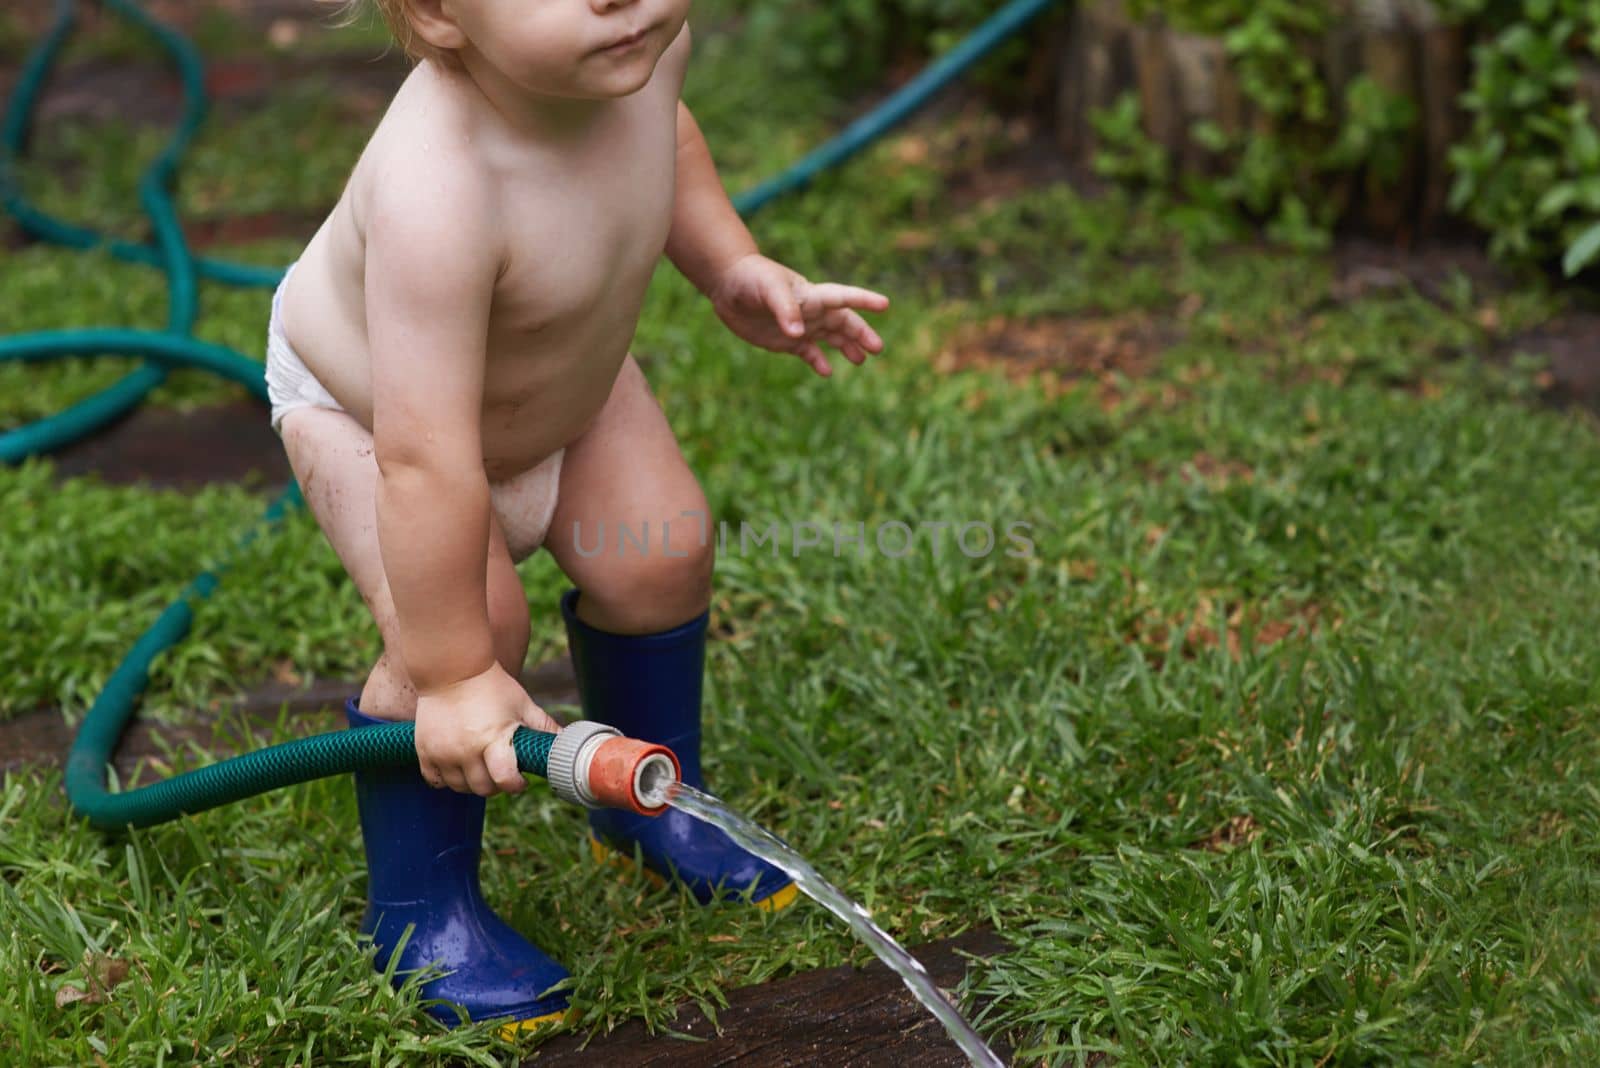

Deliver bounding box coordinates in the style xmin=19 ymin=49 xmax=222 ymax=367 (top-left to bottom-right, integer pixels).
xmin=496 ymin=1006 xmax=575 ymax=1039
xmin=589 ymin=837 xmax=800 ymax=912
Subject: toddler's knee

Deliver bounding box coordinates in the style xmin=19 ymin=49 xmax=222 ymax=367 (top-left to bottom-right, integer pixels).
xmin=585 ymin=536 xmax=714 ymax=629
xmin=488 ymin=574 xmax=532 ymax=673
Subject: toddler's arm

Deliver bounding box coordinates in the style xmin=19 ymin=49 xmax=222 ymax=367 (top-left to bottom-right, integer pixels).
xmin=664 ymin=100 xmax=758 ymax=297
xmin=363 ymin=159 xmax=557 ymax=795
xmin=665 ymin=101 xmax=890 ymax=376
xmin=365 ymin=166 xmax=501 ymax=694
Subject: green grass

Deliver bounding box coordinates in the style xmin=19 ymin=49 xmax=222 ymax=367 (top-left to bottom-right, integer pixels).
xmin=6 ymin=3 xmax=1600 ymax=1065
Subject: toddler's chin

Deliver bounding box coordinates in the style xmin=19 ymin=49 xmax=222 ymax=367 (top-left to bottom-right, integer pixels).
xmin=578 ymin=63 xmax=662 ymax=100
xmin=506 ymin=67 xmax=657 ymax=103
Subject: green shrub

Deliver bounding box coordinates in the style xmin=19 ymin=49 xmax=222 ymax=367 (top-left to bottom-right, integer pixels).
xmin=768 ymin=0 xmax=1600 ymax=271
xmin=1148 ymin=0 xmax=1600 ymax=268
xmin=1443 ymin=0 xmax=1600 ymax=273
xmin=739 ymin=0 xmax=1043 ymax=101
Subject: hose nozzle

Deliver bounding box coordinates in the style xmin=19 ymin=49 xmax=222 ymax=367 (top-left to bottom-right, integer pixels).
xmin=545 ymin=720 xmax=680 ymax=815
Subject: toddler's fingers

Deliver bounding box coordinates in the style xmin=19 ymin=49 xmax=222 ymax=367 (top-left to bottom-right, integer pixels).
xmin=419 ymin=759 xmax=448 ymax=791
xmin=795 ymin=341 xmax=831 ymax=377
xmin=803 ymin=283 xmax=890 ymax=312
xmin=764 ymin=277 xmax=805 ymax=337
xmin=521 ymin=702 xmax=563 ymax=735
xmin=462 ymin=759 xmax=498 ymax=798
xmin=486 ymin=730 xmax=526 ymax=795
xmin=439 ymin=764 xmax=473 ymax=795
xmin=417 ymin=740 xmax=469 ymax=792
xmin=823 ymin=308 xmax=884 ymax=352
xmin=825 ymin=332 xmax=870 ymax=365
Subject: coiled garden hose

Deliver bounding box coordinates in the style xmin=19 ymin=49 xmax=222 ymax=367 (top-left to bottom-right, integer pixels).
xmin=1 ymin=0 xmax=1060 ymax=831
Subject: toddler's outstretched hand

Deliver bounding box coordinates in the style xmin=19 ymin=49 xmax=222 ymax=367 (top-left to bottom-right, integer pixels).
xmin=413 ymin=662 xmax=563 ymax=797
xmin=708 ymin=253 xmax=889 ymax=377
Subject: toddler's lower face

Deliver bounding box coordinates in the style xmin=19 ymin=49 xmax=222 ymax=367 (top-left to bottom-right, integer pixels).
xmin=489 ymin=40 xmax=662 ymax=102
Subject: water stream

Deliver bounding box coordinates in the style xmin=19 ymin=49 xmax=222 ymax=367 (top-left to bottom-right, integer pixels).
xmin=664 ymin=783 xmax=1005 ymax=1067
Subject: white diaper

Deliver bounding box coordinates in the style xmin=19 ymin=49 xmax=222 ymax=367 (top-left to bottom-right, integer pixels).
xmin=264 ymin=259 xmax=565 ymax=562
xmin=487 ymin=451 xmax=566 ymax=562
xmin=265 ymin=260 xmax=344 ymax=437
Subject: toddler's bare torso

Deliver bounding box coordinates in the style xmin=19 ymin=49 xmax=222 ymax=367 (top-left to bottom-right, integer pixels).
xmin=277 ymin=28 xmax=690 ymax=481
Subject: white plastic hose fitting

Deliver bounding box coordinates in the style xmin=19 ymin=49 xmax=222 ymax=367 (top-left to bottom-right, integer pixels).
xmin=546 ymin=720 xmax=681 ymax=815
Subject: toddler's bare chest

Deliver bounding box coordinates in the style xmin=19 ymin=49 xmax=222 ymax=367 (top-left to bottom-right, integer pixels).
xmin=490 ymin=137 xmax=677 ymax=338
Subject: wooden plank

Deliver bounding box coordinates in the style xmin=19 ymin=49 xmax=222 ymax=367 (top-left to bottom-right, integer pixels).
xmin=1577 ymin=59 xmax=1600 ymax=131
xmin=1057 ymin=1 xmax=1136 ymax=162
xmin=1418 ymin=25 xmax=1467 ymax=229
xmin=1168 ymin=30 xmax=1229 ymax=173
xmin=1321 ymin=23 xmax=1366 ymax=219
xmin=530 ymin=928 xmax=1015 ymax=1067
xmin=1360 ymin=28 xmax=1421 ymax=235
xmin=1131 ymin=19 xmax=1181 ymax=153
xmin=1054 ymin=2 xmax=1093 ymax=158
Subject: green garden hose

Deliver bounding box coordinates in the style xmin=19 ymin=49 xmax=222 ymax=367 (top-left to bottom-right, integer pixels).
xmin=1 ymin=0 xmax=1060 ymax=832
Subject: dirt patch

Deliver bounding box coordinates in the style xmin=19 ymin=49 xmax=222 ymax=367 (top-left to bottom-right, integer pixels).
xmin=202 ymin=55 xmax=406 ymax=114
xmin=0 ymin=52 xmax=406 ymax=129
xmin=48 ymin=399 xmax=292 ymax=491
xmin=1319 ymin=239 xmax=1600 ymax=413
xmin=531 ymin=927 xmax=1016 ymax=1067
xmin=1329 ymin=236 xmax=1511 ymax=308
xmin=1127 ymin=592 xmax=1329 ymax=667
xmin=1181 ymin=452 xmax=1255 ymax=486
xmin=0 ymin=1 xmax=372 ymax=48
xmin=1498 ymin=313 xmax=1600 ymax=417
xmin=1 ymin=60 xmax=185 ymax=126
xmin=182 ymin=208 xmax=325 ymax=249
xmin=0 ymin=659 xmax=577 ymax=786
xmin=1194 ymin=813 xmax=1262 ymax=853
xmin=940 ymin=113 xmax=1083 ymax=212
xmin=934 ymin=313 xmax=1175 ymax=402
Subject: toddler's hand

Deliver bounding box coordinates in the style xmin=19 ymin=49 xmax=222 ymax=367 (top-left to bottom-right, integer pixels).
xmin=708 ymin=253 xmax=889 ymax=377
xmin=413 ymin=663 xmax=563 ymax=796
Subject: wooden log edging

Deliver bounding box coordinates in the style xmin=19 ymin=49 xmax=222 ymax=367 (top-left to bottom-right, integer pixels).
xmin=1053 ymin=1 xmax=1485 ymax=233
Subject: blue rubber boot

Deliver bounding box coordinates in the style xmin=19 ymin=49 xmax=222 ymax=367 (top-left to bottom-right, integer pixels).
xmin=345 ymin=698 xmax=572 ymax=1032
xmin=559 ymin=588 xmax=798 ymax=910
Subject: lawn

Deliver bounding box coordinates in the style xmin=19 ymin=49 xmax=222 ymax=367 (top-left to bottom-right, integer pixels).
xmin=3 ymin=3 xmax=1600 ymax=1066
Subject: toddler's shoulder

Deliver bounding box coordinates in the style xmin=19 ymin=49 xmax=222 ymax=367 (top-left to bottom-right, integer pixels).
xmin=352 ymin=68 xmax=500 ymax=243
xmin=354 ymin=135 xmax=501 ymax=278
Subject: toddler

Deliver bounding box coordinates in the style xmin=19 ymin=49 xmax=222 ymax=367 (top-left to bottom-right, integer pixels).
xmin=267 ymin=0 xmax=888 ymax=1032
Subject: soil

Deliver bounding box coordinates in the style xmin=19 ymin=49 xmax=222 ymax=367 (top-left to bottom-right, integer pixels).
xmin=46 ymin=399 xmax=292 ymax=490
xmin=1329 ymin=236 xmax=1513 ymax=307
xmin=935 ymin=311 xmax=1174 ymax=406
xmin=531 ymin=927 xmax=1017 ymax=1067
xmin=181 ymin=207 xmax=327 ymax=250
xmin=1499 ymin=312 xmax=1600 ymax=415
xmin=0 ymin=659 xmax=578 ymax=786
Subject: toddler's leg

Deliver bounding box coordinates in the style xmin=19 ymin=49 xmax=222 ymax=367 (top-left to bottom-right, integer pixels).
xmin=543 ymin=355 xmax=715 ymax=631
xmin=541 ymin=355 xmax=796 ymax=910
xmin=278 ymin=407 xmax=532 ymax=718
xmin=276 ymin=405 xmax=570 ymax=1031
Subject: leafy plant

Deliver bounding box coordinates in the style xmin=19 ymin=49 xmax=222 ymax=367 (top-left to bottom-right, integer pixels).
xmin=738 ymin=0 xmax=1046 ymax=99
xmin=1102 ymin=0 xmax=1600 ymax=271
xmin=1444 ymin=0 xmax=1600 ymax=273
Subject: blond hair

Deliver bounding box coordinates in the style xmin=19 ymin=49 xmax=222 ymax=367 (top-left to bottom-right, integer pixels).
xmin=322 ymin=0 xmax=452 ymax=67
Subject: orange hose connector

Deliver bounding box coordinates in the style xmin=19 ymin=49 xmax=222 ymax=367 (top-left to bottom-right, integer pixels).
xmin=545 ymin=720 xmax=681 ymax=815
xmin=586 ymin=737 xmax=680 ymax=815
